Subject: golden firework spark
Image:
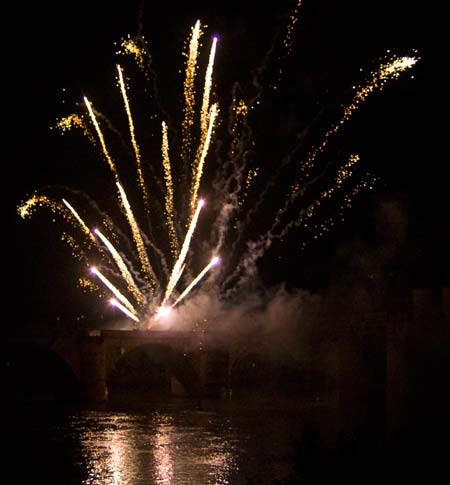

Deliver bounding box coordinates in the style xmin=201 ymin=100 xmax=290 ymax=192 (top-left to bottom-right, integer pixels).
xmin=117 ymin=36 xmax=147 ymax=71
xmin=116 ymin=181 xmax=156 ymax=291
xmin=117 ymin=64 xmax=149 ymax=208
xmin=161 ymin=121 xmax=179 ymax=258
xmin=182 ymin=19 xmax=202 ymax=165
xmin=270 ymin=53 xmax=418 ymax=235
xmin=303 ymin=54 xmax=418 ymax=172
xmin=18 ymin=195 xmax=57 ymax=218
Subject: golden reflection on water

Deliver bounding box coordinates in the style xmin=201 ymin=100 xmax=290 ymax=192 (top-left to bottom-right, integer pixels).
xmin=153 ymin=415 xmax=174 ymax=484
xmin=76 ymin=410 xmax=237 ymax=485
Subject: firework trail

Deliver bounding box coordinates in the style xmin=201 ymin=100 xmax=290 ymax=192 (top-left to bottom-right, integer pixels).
xmin=116 ymin=181 xmax=157 ymax=291
xmin=161 ymin=199 xmax=205 ymax=307
xmin=110 ymin=298 xmax=140 ymax=322
xmin=117 ymin=64 xmax=150 ymax=210
xmin=17 ymin=3 xmax=417 ymax=327
xmin=172 ymin=256 xmax=220 ymax=308
xmin=161 ymin=121 xmax=179 ymax=258
xmin=90 ymin=266 xmax=139 ymax=319
xmin=93 ymin=228 xmax=145 ymax=305
xmin=84 ymin=97 xmax=120 ymax=181
xmin=182 ymin=20 xmax=202 ymax=169
xmin=63 ymin=199 xmax=98 ymax=245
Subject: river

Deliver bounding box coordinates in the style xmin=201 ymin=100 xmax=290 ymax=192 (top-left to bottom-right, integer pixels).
xmin=5 ymin=394 xmax=344 ymax=485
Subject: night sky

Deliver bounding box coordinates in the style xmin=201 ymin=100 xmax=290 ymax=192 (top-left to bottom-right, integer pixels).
xmin=7 ymin=0 xmax=447 ymax=327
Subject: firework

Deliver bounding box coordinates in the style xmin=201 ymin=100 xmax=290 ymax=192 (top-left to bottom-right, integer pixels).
xmin=161 ymin=199 xmax=205 ymax=307
xmin=93 ymin=228 xmax=145 ymax=305
xmin=18 ymin=4 xmax=417 ymax=327
xmin=117 ymin=64 xmax=149 ymax=208
xmin=161 ymin=121 xmax=179 ymax=258
xmin=172 ymin=256 xmax=220 ymax=308
xmin=110 ymin=298 xmax=140 ymax=322
xmin=90 ymin=266 xmax=139 ymax=319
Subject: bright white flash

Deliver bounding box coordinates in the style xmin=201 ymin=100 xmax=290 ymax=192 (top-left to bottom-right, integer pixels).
xmin=155 ymin=305 xmax=172 ymax=320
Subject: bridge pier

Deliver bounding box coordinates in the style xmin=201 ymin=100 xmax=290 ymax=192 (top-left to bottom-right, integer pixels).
xmin=80 ymin=334 xmax=107 ymax=402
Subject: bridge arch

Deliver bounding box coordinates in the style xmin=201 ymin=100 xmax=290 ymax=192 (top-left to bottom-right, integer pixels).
xmin=106 ymin=343 xmax=201 ymax=399
xmin=4 ymin=342 xmax=82 ymax=403
xmin=229 ymin=335 xmax=310 ymax=395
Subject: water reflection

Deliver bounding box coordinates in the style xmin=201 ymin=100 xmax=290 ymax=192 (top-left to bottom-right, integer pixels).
xmin=5 ymin=395 xmax=346 ymax=484
xmin=152 ymin=415 xmax=173 ymax=484
xmin=74 ymin=407 xmax=239 ymax=485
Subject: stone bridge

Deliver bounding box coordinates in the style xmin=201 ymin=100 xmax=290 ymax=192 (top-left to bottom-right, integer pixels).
xmin=6 ymin=312 xmax=390 ymax=406
xmin=7 ymin=326 xmax=298 ymax=403
xmin=80 ymin=329 xmax=213 ymax=401
xmin=8 ymin=287 xmax=449 ymax=405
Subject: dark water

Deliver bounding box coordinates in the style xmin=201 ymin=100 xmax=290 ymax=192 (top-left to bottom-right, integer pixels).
xmin=5 ymin=395 xmax=344 ymax=485
xmin=5 ymin=392 xmax=447 ymax=484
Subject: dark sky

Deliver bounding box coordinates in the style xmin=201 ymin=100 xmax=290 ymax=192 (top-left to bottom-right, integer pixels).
xmin=7 ymin=1 xmax=447 ymax=325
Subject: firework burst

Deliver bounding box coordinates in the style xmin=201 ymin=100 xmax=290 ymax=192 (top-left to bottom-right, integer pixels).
xmin=17 ymin=2 xmax=417 ymax=328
